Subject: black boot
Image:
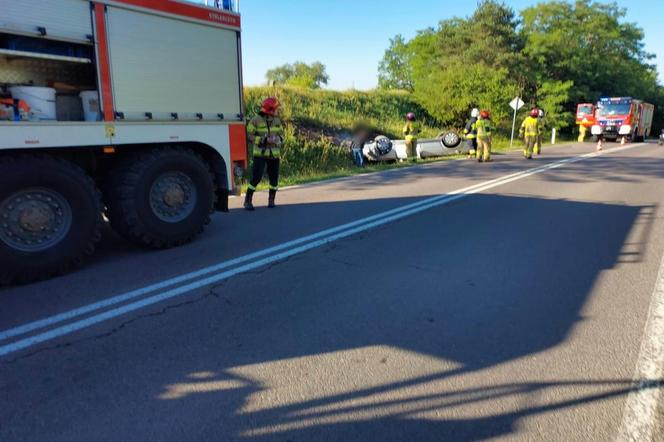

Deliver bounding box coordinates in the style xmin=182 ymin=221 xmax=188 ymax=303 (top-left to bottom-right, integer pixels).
xmin=244 ymin=189 xmax=255 ymax=211
xmin=268 ymin=190 xmax=277 ymax=208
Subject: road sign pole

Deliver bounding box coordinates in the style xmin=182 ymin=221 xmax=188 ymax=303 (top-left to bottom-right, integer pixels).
xmin=510 ymin=106 xmax=518 ymax=149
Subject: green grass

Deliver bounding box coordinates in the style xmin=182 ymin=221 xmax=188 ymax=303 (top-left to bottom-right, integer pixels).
xmin=243 ymin=86 xmax=576 ymax=191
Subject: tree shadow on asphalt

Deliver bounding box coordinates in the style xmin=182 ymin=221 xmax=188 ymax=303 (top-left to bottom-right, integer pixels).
xmin=137 ymin=194 xmax=657 ymax=441
xmin=1 ymin=194 xmax=661 ymax=442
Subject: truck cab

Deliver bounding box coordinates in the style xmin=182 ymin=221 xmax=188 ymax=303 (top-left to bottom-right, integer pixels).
xmin=576 ymin=103 xmax=596 ymax=128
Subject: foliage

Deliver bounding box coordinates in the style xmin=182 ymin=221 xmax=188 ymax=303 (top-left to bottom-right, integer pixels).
xmin=265 ymin=61 xmax=329 ymax=89
xmin=378 ymin=35 xmax=413 ymax=91
xmin=244 ymin=86 xmax=443 ymax=180
xmin=378 ymin=0 xmax=663 ymax=133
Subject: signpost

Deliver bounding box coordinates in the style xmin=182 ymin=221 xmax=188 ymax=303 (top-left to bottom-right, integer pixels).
xmin=510 ymin=97 xmax=525 ymax=148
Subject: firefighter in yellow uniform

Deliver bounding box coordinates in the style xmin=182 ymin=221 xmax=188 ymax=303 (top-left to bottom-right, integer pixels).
xmin=403 ymin=112 xmax=421 ymax=162
xmin=519 ymin=108 xmax=541 ymax=160
xmin=475 ymin=110 xmax=492 ymax=163
xmin=464 ymin=108 xmax=479 ymax=158
xmin=244 ymin=97 xmax=284 ymax=211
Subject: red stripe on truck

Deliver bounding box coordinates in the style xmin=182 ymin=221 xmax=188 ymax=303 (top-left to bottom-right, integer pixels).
xmin=94 ymin=4 xmax=115 ymax=121
xmin=111 ymin=0 xmax=241 ymax=28
xmin=229 ymin=124 xmax=248 ymax=167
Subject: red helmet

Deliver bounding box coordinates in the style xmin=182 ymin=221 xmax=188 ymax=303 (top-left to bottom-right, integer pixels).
xmin=260 ymin=97 xmax=279 ymax=116
xmin=480 ymin=110 xmax=490 ymax=119
xmin=530 ymin=108 xmax=540 ymax=118
xmin=406 ymin=112 xmax=416 ymax=121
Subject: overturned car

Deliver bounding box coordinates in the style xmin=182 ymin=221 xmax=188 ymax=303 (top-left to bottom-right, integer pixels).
xmin=361 ymin=132 xmax=466 ymax=162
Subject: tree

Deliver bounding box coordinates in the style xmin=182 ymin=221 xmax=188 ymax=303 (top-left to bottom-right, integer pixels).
xmin=521 ymin=1 xmax=657 ymax=103
xmin=266 ymin=61 xmax=329 ymax=89
xmin=378 ymin=35 xmax=414 ymax=91
xmin=377 ymin=0 xmax=662 ymax=131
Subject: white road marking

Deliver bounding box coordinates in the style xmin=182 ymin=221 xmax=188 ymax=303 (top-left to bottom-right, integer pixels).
xmin=0 ymin=144 xmax=644 ymax=357
xmin=617 ymin=251 xmax=664 ymax=441
xmin=0 ymin=167 xmax=536 ymax=343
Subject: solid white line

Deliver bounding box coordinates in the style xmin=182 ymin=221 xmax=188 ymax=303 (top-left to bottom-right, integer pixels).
xmin=0 ymin=144 xmax=644 ymax=357
xmin=0 ymin=164 xmax=537 ymax=342
xmin=617 ymin=251 xmax=664 ymax=441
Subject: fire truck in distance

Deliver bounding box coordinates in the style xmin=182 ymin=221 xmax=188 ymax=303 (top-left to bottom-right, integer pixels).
xmin=576 ymin=103 xmax=596 ymax=128
xmin=591 ymin=97 xmax=654 ymax=142
xmin=0 ymin=0 xmax=247 ymax=284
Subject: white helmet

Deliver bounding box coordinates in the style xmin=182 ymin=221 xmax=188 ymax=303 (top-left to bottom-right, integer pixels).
xmin=471 ymin=108 xmax=480 ymax=118
xmin=538 ymin=109 xmax=545 ymax=118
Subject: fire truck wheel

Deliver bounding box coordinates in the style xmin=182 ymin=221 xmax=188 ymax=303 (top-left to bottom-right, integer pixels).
xmin=0 ymin=156 xmax=103 ymax=285
xmin=106 ymin=147 xmax=215 ymax=249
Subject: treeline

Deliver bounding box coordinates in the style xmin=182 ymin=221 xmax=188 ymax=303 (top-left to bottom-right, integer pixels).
xmin=378 ymin=0 xmax=663 ymax=132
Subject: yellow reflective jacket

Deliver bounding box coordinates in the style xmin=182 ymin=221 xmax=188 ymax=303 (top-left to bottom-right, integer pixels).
xmin=247 ymin=114 xmax=284 ymax=158
xmin=403 ymin=121 xmax=421 ymax=140
xmin=475 ymin=118 xmax=492 ymax=139
xmin=520 ymin=116 xmax=539 ymax=138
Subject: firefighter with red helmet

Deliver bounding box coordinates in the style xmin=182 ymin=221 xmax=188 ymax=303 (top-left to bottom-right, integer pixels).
xmin=475 ymin=110 xmax=492 ymax=162
xmin=403 ymin=112 xmax=421 ymax=161
xmin=519 ymin=108 xmax=541 ymax=160
xmin=244 ymin=97 xmax=284 ymax=211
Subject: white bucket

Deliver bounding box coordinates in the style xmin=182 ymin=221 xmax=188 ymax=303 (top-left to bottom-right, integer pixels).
xmin=79 ymin=91 xmax=100 ymax=122
xmin=9 ymin=86 xmax=56 ymax=120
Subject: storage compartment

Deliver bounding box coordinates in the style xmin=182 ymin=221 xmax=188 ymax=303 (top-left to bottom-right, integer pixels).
xmin=106 ymin=6 xmax=242 ymax=121
xmin=0 ymin=32 xmax=97 ymax=122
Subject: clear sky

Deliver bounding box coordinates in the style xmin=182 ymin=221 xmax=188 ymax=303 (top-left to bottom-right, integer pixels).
xmin=230 ymin=0 xmax=663 ymax=90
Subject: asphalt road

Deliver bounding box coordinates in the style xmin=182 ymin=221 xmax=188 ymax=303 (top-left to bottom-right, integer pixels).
xmin=1 ymin=141 xmax=664 ymax=441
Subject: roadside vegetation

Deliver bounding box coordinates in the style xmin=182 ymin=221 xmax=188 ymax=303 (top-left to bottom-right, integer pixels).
xmin=245 ymin=0 xmax=662 ymax=187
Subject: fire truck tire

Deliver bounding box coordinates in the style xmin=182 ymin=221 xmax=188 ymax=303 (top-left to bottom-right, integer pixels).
xmin=106 ymin=147 xmax=215 ymax=249
xmin=0 ymin=155 xmax=103 ymax=285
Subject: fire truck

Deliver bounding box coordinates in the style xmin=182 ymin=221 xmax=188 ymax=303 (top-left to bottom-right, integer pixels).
xmin=576 ymin=103 xmax=596 ymax=128
xmin=0 ymin=0 xmax=247 ymax=284
xmin=591 ymin=97 xmax=655 ymax=143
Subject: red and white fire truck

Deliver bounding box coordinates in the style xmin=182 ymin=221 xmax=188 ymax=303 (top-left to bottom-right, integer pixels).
xmin=0 ymin=0 xmax=247 ymax=284
xmin=591 ymin=97 xmax=655 ymax=142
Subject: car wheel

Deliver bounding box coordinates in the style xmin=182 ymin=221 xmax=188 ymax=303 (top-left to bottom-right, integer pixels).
xmin=441 ymin=131 xmax=461 ymax=148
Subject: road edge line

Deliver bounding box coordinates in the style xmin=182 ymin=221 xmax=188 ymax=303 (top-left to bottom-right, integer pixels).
xmin=617 ymin=251 xmax=664 ymax=441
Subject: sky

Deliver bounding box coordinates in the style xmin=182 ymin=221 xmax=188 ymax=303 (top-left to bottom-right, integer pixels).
xmin=226 ymin=0 xmax=663 ymax=90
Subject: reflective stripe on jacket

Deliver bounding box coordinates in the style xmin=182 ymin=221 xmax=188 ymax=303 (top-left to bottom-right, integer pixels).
xmin=476 ymin=118 xmax=492 ymax=138
xmin=247 ymin=114 xmax=284 ymax=158
xmin=520 ymin=116 xmax=539 ymax=137
xmin=464 ymin=117 xmax=478 ymax=139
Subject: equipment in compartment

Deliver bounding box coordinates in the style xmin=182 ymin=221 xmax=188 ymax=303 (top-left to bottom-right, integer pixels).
xmin=9 ymin=86 xmax=56 ymax=120
xmin=79 ymin=90 xmax=100 ymax=122
xmin=56 ymin=94 xmax=84 ymax=121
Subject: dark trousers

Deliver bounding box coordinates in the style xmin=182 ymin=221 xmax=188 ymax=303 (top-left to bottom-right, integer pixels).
xmin=249 ymin=156 xmax=280 ymax=191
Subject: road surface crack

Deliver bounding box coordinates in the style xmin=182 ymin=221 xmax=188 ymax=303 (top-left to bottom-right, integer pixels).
xmin=1 ymin=281 xmax=229 ymax=365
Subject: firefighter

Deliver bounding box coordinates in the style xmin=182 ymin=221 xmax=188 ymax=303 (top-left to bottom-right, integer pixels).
xmin=244 ymin=97 xmax=284 ymax=211
xmin=519 ymin=108 xmax=540 ymax=160
xmin=475 ymin=110 xmax=492 ymax=163
xmin=578 ymin=124 xmax=588 ymax=143
xmin=464 ymin=108 xmax=479 ymax=158
xmin=403 ymin=112 xmax=420 ymax=162
xmin=535 ymin=109 xmax=545 ymax=155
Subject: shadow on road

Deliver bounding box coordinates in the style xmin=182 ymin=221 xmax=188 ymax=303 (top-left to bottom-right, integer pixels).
xmin=0 ymin=193 xmax=660 ymax=441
